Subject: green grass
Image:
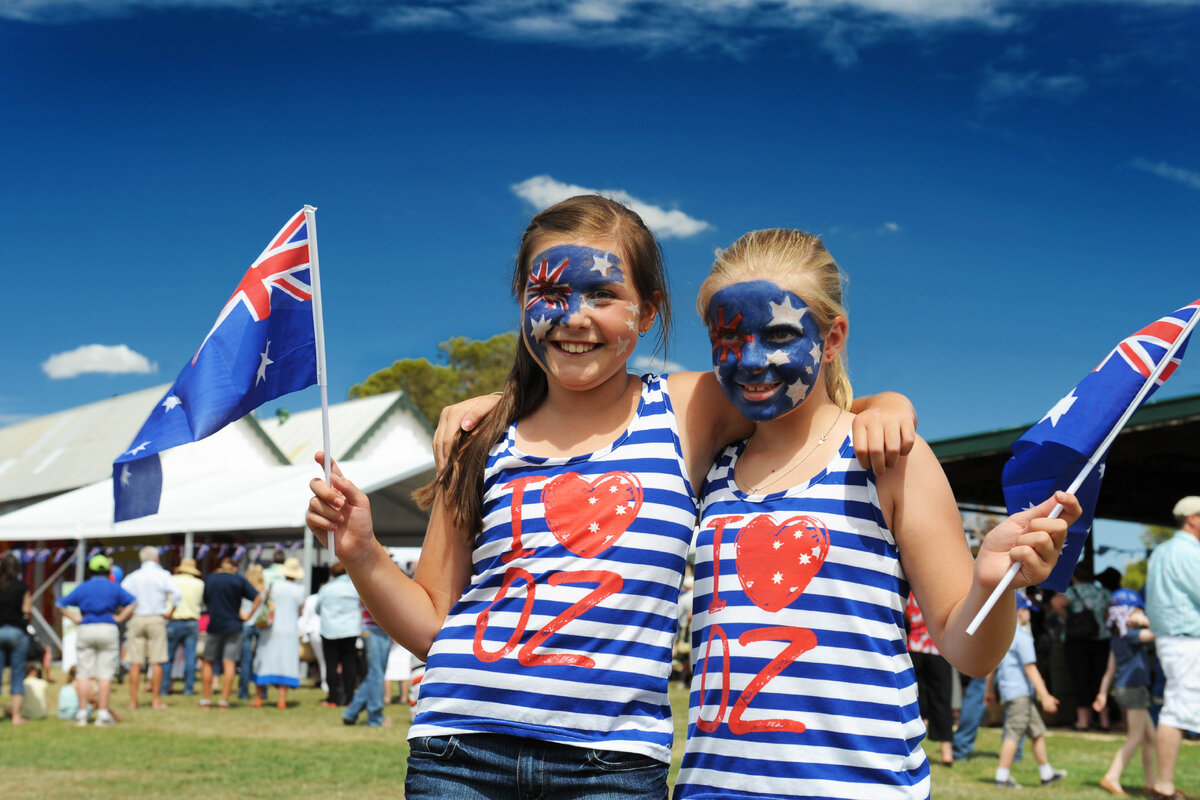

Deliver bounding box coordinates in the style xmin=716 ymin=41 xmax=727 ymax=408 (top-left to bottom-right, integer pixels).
xmin=3 ymin=679 xmax=1197 ymax=799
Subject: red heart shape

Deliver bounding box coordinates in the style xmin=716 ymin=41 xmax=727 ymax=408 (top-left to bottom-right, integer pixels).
xmin=542 ymin=471 xmax=643 ymax=558
xmin=735 ymin=514 xmax=830 ymax=613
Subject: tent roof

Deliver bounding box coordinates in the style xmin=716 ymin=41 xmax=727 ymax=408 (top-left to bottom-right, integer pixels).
xmin=931 ymin=392 xmax=1200 ymax=528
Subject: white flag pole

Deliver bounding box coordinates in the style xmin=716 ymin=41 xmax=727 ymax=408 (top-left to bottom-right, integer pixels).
xmin=966 ymin=308 xmax=1199 ymax=636
xmin=304 ymin=205 xmax=335 ymax=559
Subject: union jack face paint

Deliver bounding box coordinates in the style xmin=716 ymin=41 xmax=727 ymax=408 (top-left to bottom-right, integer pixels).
xmin=522 ymin=244 xmax=630 ymax=369
xmin=706 ymin=280 xmax=824 ymax=422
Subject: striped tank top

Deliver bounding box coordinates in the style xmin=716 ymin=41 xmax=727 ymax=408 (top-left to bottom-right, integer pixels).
xmin=409 ymin=374 xmax=698 ymax=763
xmin=676 ymin=435 xmax=930 ymax=800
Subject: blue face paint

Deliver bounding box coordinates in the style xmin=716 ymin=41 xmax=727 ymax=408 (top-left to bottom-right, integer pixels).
xmin=706 ymin=280 xmax=825 ymax=422
xmin=522 ymin=244 xmax=628 ymax=369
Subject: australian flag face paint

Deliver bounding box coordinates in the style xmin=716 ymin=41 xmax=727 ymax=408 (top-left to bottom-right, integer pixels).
xmin=522 ymin=244 xmax=629 ymax=369
xmin=707 ymin=280 xmax=825 ymax=422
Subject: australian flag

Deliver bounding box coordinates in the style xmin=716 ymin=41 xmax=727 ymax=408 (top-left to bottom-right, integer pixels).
xmin=1002 ymin=298 xmax=1198 ymax=591
xmin=113 ymin=209 xmax=319 ymax=522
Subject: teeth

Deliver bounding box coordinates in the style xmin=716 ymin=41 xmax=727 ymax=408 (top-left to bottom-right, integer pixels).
xmin=743 ymin=383 xmax=777 ymax=392
xmin=558 ymin=342 xmax=597 ymax=354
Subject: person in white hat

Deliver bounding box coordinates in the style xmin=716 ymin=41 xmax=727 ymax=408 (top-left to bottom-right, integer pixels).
xmin=1144 ymin=496 xmax=1200 ymax=800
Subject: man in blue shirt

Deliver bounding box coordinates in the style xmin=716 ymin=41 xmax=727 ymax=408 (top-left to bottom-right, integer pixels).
xmin=200 ymin=557 xmax=261 ymax=709
xmin=1145 ymin=496 xmax=1200 ymax=800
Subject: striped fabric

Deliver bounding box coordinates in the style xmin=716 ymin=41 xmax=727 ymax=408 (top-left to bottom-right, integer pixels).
xmin=409 ymin=374 xmax=698 ymax=763
xmin=676 ymin=436 xmax=930 ymax=800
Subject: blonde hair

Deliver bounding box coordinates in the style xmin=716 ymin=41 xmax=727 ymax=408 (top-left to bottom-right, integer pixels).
xmin=245 ymin=563 xmax=265 ymax=592
xmin=697 ymin=228 xmax=853 ymax=410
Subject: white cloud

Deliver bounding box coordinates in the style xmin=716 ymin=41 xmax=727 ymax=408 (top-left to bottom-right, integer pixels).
xmin=631 ymin=354 xmax=690 ymax=375
xmin=1132 ymin=158 xmax=1200 ymax=191
xmin=42 ymin=344 xmax=158 ymax=379
xmin=511 ymin=175 xmax=712 ymax=239
xmin=978 ymin=67 xmax=1088 ymax=104
xmin=880 ymin=221 xmax=902 ymax=233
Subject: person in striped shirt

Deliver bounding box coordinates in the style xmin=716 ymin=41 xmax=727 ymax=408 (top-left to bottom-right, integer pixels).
xmin=675 ymin=228 xmax=1080 ymax=800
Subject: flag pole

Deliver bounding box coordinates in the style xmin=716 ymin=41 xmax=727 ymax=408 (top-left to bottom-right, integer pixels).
xmin=966 ymin=308 xmax=1199 ymax=636
xmin=304 ymin=205 xmax=335 ymax=560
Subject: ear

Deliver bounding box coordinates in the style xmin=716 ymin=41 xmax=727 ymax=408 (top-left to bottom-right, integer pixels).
xmin=822 ymin=315 xmax=848 ymax=363
xmin=639 ymin=290 xmax=662 ymax=333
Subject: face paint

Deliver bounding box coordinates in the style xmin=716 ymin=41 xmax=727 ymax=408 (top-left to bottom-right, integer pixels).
xmin=522 ymin=244 xmax=630 ymax=369
xmin=706 ymin=280 xmax=825 ymax=422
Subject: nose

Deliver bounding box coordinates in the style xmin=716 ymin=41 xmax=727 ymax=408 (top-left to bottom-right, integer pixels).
xmin=738 ymin=338 xmax=770 ymax=372
xmin=562 ymin=296 xmax=592 ymax=328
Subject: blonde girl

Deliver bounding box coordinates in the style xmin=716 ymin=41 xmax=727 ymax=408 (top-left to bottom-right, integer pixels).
xmin=674 ymin=228 xmax=1080 ymax=799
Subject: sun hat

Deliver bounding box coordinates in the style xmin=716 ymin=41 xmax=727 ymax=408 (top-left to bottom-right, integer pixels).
xmin=175 ymin=557 xmax=202 ymax=577
xmin=87 ymin=554 xmax=111 ymax=572
xmin=1173 ymin=496 xmax=1200 ymax=519
xmin=281 ymin=557 xmax=304 ymax=580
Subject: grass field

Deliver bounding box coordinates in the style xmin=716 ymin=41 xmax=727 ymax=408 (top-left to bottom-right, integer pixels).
xmin=2 ymin=679 xmax=1197 ymax=799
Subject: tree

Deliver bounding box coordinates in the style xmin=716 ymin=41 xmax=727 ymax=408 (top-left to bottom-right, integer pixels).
xmin=1118 ymin=524 xmax=1176 ymax=591
xmin=348 ymin=333 xmax=517 ymax=425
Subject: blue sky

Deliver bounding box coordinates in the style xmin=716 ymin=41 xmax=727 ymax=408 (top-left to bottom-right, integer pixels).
xmin=2 ymin=1 xmax=1197 ymax=568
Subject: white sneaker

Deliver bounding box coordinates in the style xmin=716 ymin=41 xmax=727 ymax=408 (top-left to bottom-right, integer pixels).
xmin=95 ymin=711 xmax=115 ymax=727
xmin=75 ymin=709 xmax=89 ymax=727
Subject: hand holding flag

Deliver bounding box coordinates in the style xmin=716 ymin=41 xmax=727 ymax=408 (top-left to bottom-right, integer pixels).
xmin=967 ymin=297 xmax=1199 ymax=634
xmin=114 ymin=208 xmax=325 ymax=522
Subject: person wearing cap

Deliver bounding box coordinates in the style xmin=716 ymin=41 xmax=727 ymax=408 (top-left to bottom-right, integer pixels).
xmin=121 ymin=546 xmax=182 ymax=711
xmin=249 ymin=557 xmax=306 ymax=710
xmin=1144 ymin=496 xmax=1200 ymax=800
xmin=987 ymin=591 xmax=1068 ymax=789
xmin=56 ymin=554 xmax=137 ymax=726
xmin=1094 ymin=588 xmax=1157 ymax=796
xmin=162 ymin=557 xmax=205 ymax=697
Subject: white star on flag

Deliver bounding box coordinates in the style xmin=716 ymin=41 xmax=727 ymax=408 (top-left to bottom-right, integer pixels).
xmin=769 ymin=296 xmax=807 ymax=328
xmin=256 ymin=341 xmax=274 ymax=385
xmin=127 ymin=441 xmax=150 ymax=456
xmin=120 ymin=465 xmax=133 ymax=487
xmin=162 ymin=395 xmax=182 ymax=412
xmin=1039 ymin=389 xmax=1078 ymax=427
xmin=530 ymin=315 xmax=553 ymax=341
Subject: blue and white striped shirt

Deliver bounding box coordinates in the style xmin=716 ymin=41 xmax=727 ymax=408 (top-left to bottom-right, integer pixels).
xmin=410 ymin=374 xmax=698 ymax=763
xmin=676 ymin=436 xmax=929 ymax=800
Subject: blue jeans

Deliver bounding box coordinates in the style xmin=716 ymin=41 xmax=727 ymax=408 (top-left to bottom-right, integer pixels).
xmin=344 ymin=627 xmax=389 ymax=726
xmin=0 ymin=625 xmax=29 ymax=696
xmin=239 ymin=625 xmax=260 ymax=699
xmin=405 ymin=732 xmax=668 ymax=800
xmin=161 ymin=619 xmax=199 ymax=695
xmin=952 ymin=675 xmax=986 ymax=760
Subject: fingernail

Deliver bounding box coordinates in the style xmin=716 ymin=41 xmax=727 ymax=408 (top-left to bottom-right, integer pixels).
xmin=334 ymin=496 xmax=344 ymax=509
xmin=463 ymin=421 xmax=474 ymax=431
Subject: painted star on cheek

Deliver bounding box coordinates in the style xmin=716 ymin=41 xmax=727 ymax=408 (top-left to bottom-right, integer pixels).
xmin=785 ymin=379 xmax=811 ymax=406
xmin=809 ymin=341 xmax=823 ymax=362
xmin=769 ymin=296 xmax=807 ymax=328
xmin=766 ymin=350 xmax=791 ymax=366
xmin=529 ymin=315 xmax=553 ymax=341
xmin=616 ymin=337 xmax=631 ymax=356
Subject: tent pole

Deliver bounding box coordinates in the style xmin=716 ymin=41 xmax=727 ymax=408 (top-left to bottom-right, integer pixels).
xmin=74 ymin=539 xmax=85 ymax=582
xmin=302 ymin=526 xmax=314 ymax=594
xmin=185 ymin=531 xmax=194 ymax=559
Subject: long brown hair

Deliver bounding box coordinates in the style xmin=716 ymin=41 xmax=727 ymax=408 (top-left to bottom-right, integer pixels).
xmin=414 ymin=195 xmax=670 ymax=536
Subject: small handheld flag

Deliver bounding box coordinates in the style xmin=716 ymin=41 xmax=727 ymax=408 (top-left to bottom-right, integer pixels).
xmin=114 ymin=208 xmax=322 ymax=522
xmin=967 ymin=297 xmax=1198 ymax=634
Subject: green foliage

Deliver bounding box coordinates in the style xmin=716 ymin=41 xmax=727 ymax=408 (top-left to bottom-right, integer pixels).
xmin=1122 ymin=559 xmax=1148 ymax=590
xmin=1141 ymin=524 xmax=1175 ymax=548
xmin=348 ymin=333 xmax=518 ymax=425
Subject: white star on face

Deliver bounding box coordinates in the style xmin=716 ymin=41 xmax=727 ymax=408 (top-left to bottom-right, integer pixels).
xmin=120 ymin=464 xmax=133 ymax=487
xmin=127 ymin=441 xmax=150 ymax=456
xmin=256 ymin=341 xmax=274 ymax=385
xmin=809 ymin=342 xmax=822 ymax=362
xmin=1040 ymin=389 xmax=1078 ymax=427
xmin=767 ymin=350 xmax=791 ymax=366
xmin=591 ymin=252 xmax=615 ymax=277
xmin=769 ymin=296 xmax=807 ymax=328
xmin=625 ymin=317 xmax=637 ymax=331
xmin=785 ymin=379 xmax=811 ymax=406
xmin=624 ymin=301 xmax=640 ymax=316
xmin=616 ymin=337 xmax=631 ymax=356
xmin=529 ymin=314 xmax=554 ymax=341
xmin=580 ymin=296 xmax=597 ymax=311
xmin=162 ymin=395 xmax=182 ymax=412
xmin=772 ymin=572 xmax=783 ymax=584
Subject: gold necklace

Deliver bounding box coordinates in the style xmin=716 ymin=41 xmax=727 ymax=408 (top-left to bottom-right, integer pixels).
xmin=740 ymin=408 xmax=844 ymax=494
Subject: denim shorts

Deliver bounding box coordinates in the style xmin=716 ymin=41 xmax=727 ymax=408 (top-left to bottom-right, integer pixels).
xmin=404 ymin=732 xmax=668 ymax=800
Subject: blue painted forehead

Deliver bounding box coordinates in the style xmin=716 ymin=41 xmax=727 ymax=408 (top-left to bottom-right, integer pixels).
xmin=527 ymin=244 xmax=624 ymax=285
xmin=707 ymin=280 xmax=810 ymax=322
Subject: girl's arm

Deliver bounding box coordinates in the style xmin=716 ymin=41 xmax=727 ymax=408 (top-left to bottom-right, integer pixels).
xmin=878 ymin=436 xmax=1079 ymax=677
xmin=1093 ymin=649 xmax=1117 ymax=711
xmin=307 ymin=452 xmax=473 ymax=660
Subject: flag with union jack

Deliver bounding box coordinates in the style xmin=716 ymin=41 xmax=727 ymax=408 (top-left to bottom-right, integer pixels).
xmin=113 ymin=209 xmax=320 ymax=522
xmin=1002 ymin=298 xmax=1199 ymax=590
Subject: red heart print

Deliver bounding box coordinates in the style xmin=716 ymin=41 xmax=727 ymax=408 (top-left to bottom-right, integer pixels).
xmin=735 ymin=514 xmax=830 ymax=613
xmin=542 ymin=471 xmax=643 ymax=558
